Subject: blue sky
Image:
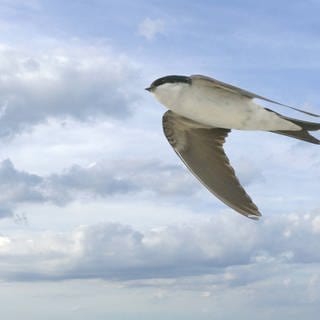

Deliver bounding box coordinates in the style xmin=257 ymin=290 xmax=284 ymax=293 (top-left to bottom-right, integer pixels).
xmin=0 ymin=0 xmax=320 ymax=319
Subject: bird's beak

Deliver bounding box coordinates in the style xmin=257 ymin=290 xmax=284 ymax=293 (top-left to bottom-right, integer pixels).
xmin=145 ymin=87 xmax=152 ymax=92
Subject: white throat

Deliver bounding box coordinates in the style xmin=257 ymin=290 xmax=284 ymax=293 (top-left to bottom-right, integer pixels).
xmin=153 ymin=82 xmax=189 ymax=109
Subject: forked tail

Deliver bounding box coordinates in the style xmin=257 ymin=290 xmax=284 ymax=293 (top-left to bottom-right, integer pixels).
xmin=265 ymin=108 xmax=320 ymax=144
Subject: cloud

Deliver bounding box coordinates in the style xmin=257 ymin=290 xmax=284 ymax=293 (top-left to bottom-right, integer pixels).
xmin=0 ymin=159 xmax=44 ymax=217
xmin=0 ymin=158 xmax=198 ymax=217
xmin=1 ymin=212 xmax=320 ymax=286
xmin=4 ymin=134 xmax=312 ymax=219
xmin=47 ymin=159 xmax=197 ymax=199
xmin=138 ymin=18 xmax=164 ymax=40
xmin=0 ymin=43 xmax=140 ymax=137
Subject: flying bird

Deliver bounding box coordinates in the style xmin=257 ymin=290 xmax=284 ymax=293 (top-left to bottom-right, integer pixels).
xmin=146 ymin=74 xmax=320 ymax=219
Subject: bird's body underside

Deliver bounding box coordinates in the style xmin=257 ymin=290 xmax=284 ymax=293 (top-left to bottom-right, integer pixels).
xmin=146 ymin=74 xmax=320 ymax=219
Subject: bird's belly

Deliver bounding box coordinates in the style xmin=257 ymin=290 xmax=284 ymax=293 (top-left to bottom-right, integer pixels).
xmin=172 ymin=87 xmax=300 ymax=131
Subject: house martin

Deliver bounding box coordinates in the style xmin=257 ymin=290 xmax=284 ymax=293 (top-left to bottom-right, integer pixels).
xmin=146 ymin=74 xmax=320 ymax=219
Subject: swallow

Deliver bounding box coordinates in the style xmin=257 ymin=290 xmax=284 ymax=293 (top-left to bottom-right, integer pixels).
xmin=146 ymin=74 xmax=320 ymax=219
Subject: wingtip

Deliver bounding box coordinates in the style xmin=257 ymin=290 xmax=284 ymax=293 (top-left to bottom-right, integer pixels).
xmin=246 ymin=213 xmax=262 ymax=220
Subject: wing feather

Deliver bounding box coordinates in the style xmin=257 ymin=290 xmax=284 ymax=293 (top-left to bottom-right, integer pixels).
xmin=162 ymin=111 xmax=261 ymax=219
xmin=191 ymin=74 xmax=320 ymax=118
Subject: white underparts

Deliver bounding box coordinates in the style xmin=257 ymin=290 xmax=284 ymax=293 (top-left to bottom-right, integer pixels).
xmin=154 ymin=83 xmax=300 ymax=131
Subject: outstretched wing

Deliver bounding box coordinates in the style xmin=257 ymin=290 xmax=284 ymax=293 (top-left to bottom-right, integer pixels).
xmin=162 ymin=110 xmax=261 ymax=219
xmin=191 ymin=74 xmax=320 ymax=118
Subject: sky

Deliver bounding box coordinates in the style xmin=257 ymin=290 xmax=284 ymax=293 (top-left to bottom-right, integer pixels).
xmin=0 ymin=0 xmax=320 ymax=319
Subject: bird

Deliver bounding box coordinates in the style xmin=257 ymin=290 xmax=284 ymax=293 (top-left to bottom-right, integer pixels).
xmin=145 ymin=74 xmax=320 ymax=219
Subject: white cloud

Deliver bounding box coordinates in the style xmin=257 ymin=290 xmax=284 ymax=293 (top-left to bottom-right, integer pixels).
xmin=0 ymin=43 xmax=140 ymax=137
xmin=1 ymin=211 xmax=320 ymax=284
xmin=138 ymin=18 xmax=164 ymax=40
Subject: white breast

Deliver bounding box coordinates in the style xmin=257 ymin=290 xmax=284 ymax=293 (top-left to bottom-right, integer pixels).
xmin=154 ymin=82 xmax=300 ymax=131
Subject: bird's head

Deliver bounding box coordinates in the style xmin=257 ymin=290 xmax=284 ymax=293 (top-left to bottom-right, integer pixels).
xmin=145 ymin=75 xmax=191 ymax=92
xmin=145 ymin=75 xmax=191 ymax=107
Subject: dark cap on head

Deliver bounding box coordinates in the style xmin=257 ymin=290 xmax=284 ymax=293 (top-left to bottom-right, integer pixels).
xmin=146 ymin=75 xmax=191 ymax=91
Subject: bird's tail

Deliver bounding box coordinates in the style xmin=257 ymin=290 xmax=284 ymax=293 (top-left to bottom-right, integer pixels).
xmin=267 ymin=110 xmax=320 ymax=144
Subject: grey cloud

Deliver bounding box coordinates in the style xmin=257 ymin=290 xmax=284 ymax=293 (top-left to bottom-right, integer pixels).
xmin=0 ymin=154 xmax=268 ymax=219
xmin=0 ymin=44 xmax=139 ymax=137
xmin=0 ymin=159 xmax=44 ymax=217
xmin=2 ymin=212 xmax=320 ymax=285
xmin=45 ymin=159 xmax=198 ymax=203
xmin=43 ymin=157 xmax=265 ymax=204
xmin=0 ymin=158 xmax=198 ymax=217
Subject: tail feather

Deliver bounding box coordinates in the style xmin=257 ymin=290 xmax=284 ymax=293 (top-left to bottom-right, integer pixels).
xmin=270 ymin=129 xmax=320 ymax=144
xmin=280 ymin=115 xmax=320 ymax=131
xmin=265 ymin=108 xmax=320 ymax=144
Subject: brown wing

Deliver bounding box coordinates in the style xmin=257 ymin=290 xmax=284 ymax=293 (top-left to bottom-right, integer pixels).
xmin=191 ymin=74 xmax=320 ymax=118
xmin=162 ymin=111 xmax=261 ymax=219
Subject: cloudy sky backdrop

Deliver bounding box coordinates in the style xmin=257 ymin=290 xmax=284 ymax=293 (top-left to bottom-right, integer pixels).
xmin=0 ymin=1 xmax=320 ymax=319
